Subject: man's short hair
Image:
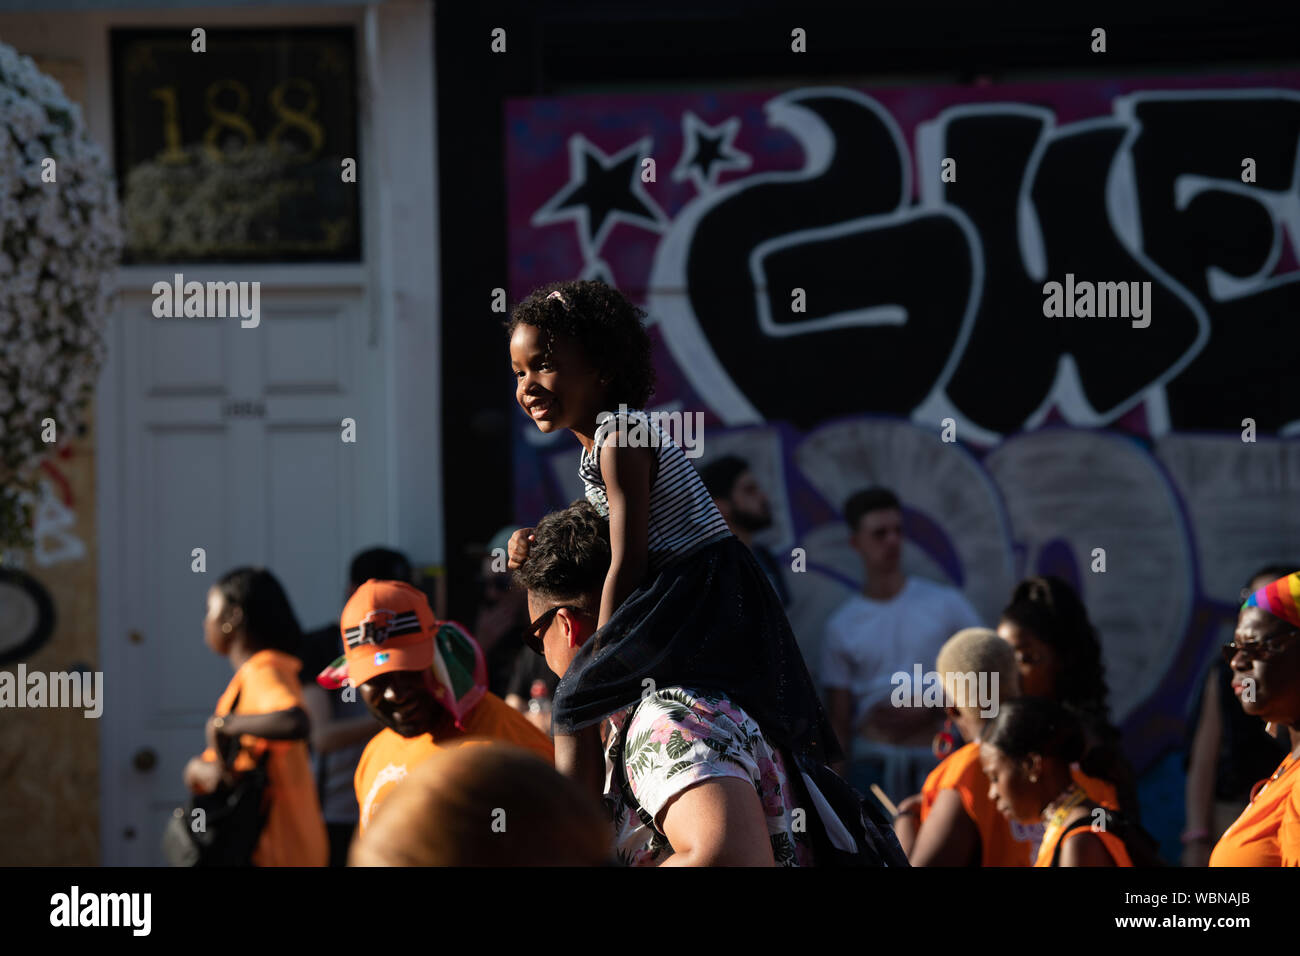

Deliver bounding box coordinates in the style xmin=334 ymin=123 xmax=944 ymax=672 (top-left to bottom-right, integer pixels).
xmin=698 ymin=454 xmax=750 ymax=501
xmin=350 ymin=547 xmax=413 ymax=589
xmin=844 ymin=486 xmax=901 ymax=531
xmin=513 ymin=501 xmax=611 ymax=600
xmin=936 ymin=627 xmax=1020 ymax=710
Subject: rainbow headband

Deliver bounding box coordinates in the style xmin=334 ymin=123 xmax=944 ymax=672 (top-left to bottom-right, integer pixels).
xmin=1242 ymin=572 xmax=1300 ymax=630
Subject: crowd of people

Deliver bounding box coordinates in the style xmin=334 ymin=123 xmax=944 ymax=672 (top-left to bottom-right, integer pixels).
xmin=178 ymin=279 xmax=1300 ymax=867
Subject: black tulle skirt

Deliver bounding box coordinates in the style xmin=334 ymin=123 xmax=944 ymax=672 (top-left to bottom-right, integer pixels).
xmin=551 ymin=535 xmax=842 ymax=768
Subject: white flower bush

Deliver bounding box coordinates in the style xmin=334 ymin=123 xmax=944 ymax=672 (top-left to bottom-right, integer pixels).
xmin=0 ymin=41 xmax=122 ymax=551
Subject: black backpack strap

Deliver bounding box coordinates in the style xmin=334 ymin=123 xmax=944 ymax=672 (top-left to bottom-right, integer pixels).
xmin=1050 ymin=821 xmax=1101 ymax=866
xmin=1049 ymin=809 xmax=1166 ymax=867
xmin=1050 ymin=807 xmax=1135 ymax=867
xmin=793 ymin=754 xmax=910 ymax=867
xmin=611 ymin=698 xmax=661 ymax=834
xmin=215 ymin=689 xmax=243 ymax=767
xmin=217 ymin=690 xmax=274 ymax=775
xmin=610 ymin=698 xmax=675 ymax=862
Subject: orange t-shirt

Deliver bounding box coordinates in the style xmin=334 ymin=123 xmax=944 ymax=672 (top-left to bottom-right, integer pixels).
xmin=1210 ymin=753 xmax=1299 ymax=867
xmin=920 ymin=742 xmax=1041 ymax=866
xmin=354 ymin=690 xmax=554 ymax=832
xmin=200 ymin=649 xmax=327 ymax=867
xmin=1035 ymin=821 xmax=1134 ymax=867
xmin=1281 ymin=762 xmax=1300 ymax=867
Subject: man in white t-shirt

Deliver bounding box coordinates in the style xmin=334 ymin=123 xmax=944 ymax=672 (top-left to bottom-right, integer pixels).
xmin=821 ymin=487 xmax=981 ymax=803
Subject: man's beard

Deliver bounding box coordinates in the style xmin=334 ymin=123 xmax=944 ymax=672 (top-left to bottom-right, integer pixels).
xmin=732 ymin=506 xmax=773 ymax=533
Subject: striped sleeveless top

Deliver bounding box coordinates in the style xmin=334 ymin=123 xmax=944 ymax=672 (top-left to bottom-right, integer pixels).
xmin=579 ymin=410 xmax=731 ymax=573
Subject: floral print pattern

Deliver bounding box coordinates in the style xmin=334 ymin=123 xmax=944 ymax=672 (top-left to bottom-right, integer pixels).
xmin=603 ymin=686 xmax=815 ymax=866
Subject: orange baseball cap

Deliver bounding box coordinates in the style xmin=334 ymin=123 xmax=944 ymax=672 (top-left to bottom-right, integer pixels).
xmin=339 ymin=579 xmax=438 ymax=687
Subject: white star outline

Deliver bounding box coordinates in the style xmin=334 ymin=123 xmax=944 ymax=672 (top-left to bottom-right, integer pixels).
xmin=530 ymin=133 xmax=668 ymax=262
xmin=671 ymin=111 xmax=752 ymax=194
xmin=580 ymin=258 xmax=616 ymax=285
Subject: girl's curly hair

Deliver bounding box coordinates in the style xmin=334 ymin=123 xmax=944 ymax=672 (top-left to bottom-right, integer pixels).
xmin=506 ymin=279 xmax=655 ymax=410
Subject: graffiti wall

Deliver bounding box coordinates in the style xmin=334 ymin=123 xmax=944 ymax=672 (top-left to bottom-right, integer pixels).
xmin=505 ymin=71 xmax=1300 ymax=775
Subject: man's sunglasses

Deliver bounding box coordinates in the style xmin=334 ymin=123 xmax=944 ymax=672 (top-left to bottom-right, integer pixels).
xmin=1221 ymin=629 xmax=1299 ymax=666
xmin=524 ymin=604 xmax=585 ymax=656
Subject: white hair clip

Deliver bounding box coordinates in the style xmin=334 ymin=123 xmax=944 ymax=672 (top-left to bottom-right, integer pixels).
xmin=546 ymin=290 xmax=570 ymax=309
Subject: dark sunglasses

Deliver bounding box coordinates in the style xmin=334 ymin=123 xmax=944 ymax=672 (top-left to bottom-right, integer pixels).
xmin=1221 ymin=629 xmax=1298 ymax=666
xmin=524 ymin=604 xmax=585 ymax=656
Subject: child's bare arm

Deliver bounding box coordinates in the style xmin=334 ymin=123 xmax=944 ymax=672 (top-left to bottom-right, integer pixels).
xmin=507 ymin=527 xmax=535 ymax=570
xmin=598 ymin=439 xmax=655 ymax=629
xmin=554 ymin=725 xmax=606 ymax=801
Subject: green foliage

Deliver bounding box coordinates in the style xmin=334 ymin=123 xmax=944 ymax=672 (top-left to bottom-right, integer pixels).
xmin=623 ymin=724 xmax=660 ymax=779
xmin=665 ymin=729 xmax=691 ymax=760
xmin=771 ymin=833 xmax=796 ymax=866
xmin=654 ymin=687 xmax=698 ymax=723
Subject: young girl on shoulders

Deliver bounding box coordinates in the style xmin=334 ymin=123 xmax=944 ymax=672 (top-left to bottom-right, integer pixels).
xmin=506 ymin=280 xmax=840 ymax=792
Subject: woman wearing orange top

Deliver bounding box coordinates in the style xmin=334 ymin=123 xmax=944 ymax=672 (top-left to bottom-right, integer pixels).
xmin=893 ymin=628 xmax=1121 ymax=865
xmin=981 ymin=696 xmax=1132 ymax=867
xmin=893 ymin=628 xmax=1030 ymax=866
xmin=182 ymin=567 xmax=328 ymax=866
xmin=1209 ymin=571 xmax=1300 ymax=867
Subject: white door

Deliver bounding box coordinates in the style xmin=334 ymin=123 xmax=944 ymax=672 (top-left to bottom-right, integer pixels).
xmin=102 ymin=273 xmax=386 ymax=865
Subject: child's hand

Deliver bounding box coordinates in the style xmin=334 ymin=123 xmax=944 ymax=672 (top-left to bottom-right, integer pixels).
xmin=507 ymin=527 xmax=535 ymax=569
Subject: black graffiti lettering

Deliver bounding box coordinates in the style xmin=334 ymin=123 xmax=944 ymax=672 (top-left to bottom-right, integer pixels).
xmin=755 ymin=214 xmax=974 ymax=424
xmin=684 ymin=91 xmax=972 ymax=428
xmin=1128 ymin=95 xmax=1300 ymax=430
xmin=936 ymin=111 xmax=1202 ymax=429
xmin=933 ymin=110 xmax=1060 ymax=432
xmin=1129 ymin=95 xmax=1300 ymax=287
xmin=1030 ymin=123 xmax=1202 ymax=412
xmin=676 ymin=89 xmax=1299 ymax=435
